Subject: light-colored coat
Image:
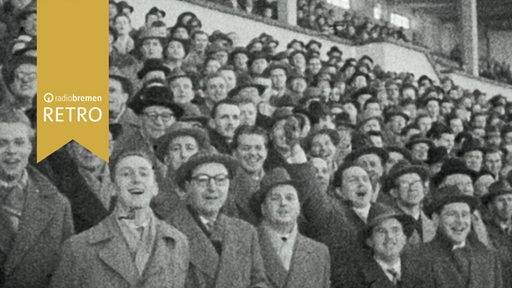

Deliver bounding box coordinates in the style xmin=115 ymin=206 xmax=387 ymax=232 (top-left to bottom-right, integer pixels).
xmin=50 ymin=214 xmax=189 ymax=288
xmin=257 ymin=226 xmax=331 ymax=288
xmin=0 ymin=167 xmax=74 ymax=288
xmin=167 ymin=206 xmax=268 ymax=288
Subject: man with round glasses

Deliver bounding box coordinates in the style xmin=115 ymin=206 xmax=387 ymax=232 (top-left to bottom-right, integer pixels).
xmin=383 ymin=160 xmax=436 ymax=245
xmin=167 ymin=152 xmax=268 ymax=288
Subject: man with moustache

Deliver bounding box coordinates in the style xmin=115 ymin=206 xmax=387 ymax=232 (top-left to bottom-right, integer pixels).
xmin=167 ymin=152 xmax=268 ymax=288
xmin=0 ymin=108 xmax=74 ymax=288
xmin=208 ymin=99 xmax=241 ymax=155
xmin=419 ymin=185 xmax=503 ymax=288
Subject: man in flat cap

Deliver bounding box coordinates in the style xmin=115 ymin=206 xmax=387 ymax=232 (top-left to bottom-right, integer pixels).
xmin=167 ymin=152 xmax=268 ymax=288
xmin=339 ymin=207 xmax=429 ymax=288
xmin=250 ymin=167 xmax=331 ymax=288
xmin=418 ymin=185 xmax=503 ymax=288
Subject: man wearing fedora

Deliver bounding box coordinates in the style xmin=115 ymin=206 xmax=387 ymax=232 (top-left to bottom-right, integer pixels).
xmin=109 ymin=67 xmax=139 ymax=135
xmin=250 ymin=167 xmax=331 ymax=288
xmin=167 ymin=152 xmax=268 ymax=288
xmin=432 ymin=158 xmax=491 ymax=247
xmin=458 ymin=137 xmax=485 ymax=172
xmin=483 ymin=181 xmax=512 ymax=287
xmin=339 ymin=207 xmax=430 ymax=288
xmin=419 ymin=185 xmax=503 ymax=288
xmin=384 ymin=160 xmax=436 ymax=245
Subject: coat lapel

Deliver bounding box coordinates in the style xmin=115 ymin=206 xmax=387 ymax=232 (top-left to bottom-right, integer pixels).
xmin=257 ymin=226 xmax=288 ymax=288
xmin=421 ymin=211 xmax=436 ymax=242
xmin=172 ymin=207 xmax=220 ymax=279
xmin=359 ymin=256 xmax=395 ymax=288
xmin=4 ymin=177 xmax=56 ymax=275
xmin=94 ymin=216 xmax=139 ymax=286
xmin=284 ymin=235 xmax=314 ymax=288
xmin=140 ymin=220 xmax=178 ymax=283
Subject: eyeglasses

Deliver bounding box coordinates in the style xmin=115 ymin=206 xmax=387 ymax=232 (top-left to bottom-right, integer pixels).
xmin=143 ymin=112 xmax=175 ymax=123
xmin=398 ymin=180 xmax=423 ymax=190
xmin=191 ymin=174 xmax=229 ymax=187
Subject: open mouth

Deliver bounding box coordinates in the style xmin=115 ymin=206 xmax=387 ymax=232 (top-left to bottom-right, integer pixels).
xmin=3 ymin=158 xmax=21 ymax=165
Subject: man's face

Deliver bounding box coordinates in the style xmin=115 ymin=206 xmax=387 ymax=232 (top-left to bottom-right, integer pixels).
xmin=342 ymin=166 xmax=373 ymax=208
xmin=417 ymin=116 xmax=432 ymax=134
xmin=367 ymin=218 xmax=407 ymax=261
xmin=310 ymin=134 xmax=336 ymax=161
xmin=473 ymin=115 xmax=487 ymax=129
xmin=109 ymin=78 xmax=129 ymax=120
xmin=362 ymin=119 xmax=381 ymax=133
xmin=206 ymin=77 xmax=227 ymax=103
xmin=166 ymin=41 xmax=186 ymax=60
xmin=186 ymin=163 xmax=230 ymax=217
xmin=21 ymin=13 xmax=37 ymax=36
xmin=355 ymin=154 xmax=383 ymax=185
xmin=238 ymin=103 xmax=257 ymax=126
xmin=310 ymin=157 xmax=330 ymax=192
xmin=114 ymin=15 xmax=131 ymax=35
xmin=167 ymin=136 xmax=199 ymax=171
xmin=204 ymin=59 xmax=221 ymax=75
xmin=170 ymin=77 xmax=194 ymax=104
xmin=352 ymin=75 xmax=368 ymax=90
xmin=487 ymin=133 xmax=502 ymax=149
xmin=262 ymin=185 xmax=301 ymax=226
xmin=504 ymin=132 xmax=512 ymax=145
xmin=386 ymin=84 xmax=399 ymax=100
xmin=485 ymin=152 xmax=502 ymax=177
xmin=441 ymin=102 xmax=454 ymax=115
xmin=365 ymin=103 xmax=381 ymax=118
xmin=388 ymin=116 xmax=405 ymax=134
xmin=213 ymin=104 xmax=240 ymax=140
xmin=140 ymin=38 xmax=163 ymax=59
xmin=10 ymin=64 xmax=37 ymax=99
xmin=308 ymin=58 xmax=322 ymax=74
xmin=463 ymin=150 xmax=483 ymax=172
xmin=402 ymin=87 xmax=416 ymax=100
xmin=193 ymin=33 xmax=209 ymax=52
xmin=393 ymin=173 xmax=425 ymax=207
xmin=435 ymin=133 xmax=455 ymax=153
xmin=70 ymin=142 xmax=104 ymax=170
xmin=443 ymin=174 xmax=474 ymax=196
xmin=114 ymin=155 xmax=158 ymax=209
xmin=141 ymin=106 xmax=176 ymax=141
xmin=411 ymin=143 xmax=429 ymax=161
xmin=491 ymin=194 xmax=512 ymax=222
xmin=233 ymin=53 xmax=248 ymax=70
xmin=0 ymin=123 xmax=32 ymax=181
xmin=251 ymin=59 xmax=268 ymax=75
xmin=290 ymin=78 xmax=307 ymax=94
xmin=292 ymin=54 xmax=306 ymax=70
xmin=449 ymin=119 xmax=464 ymax=135
xmin=435 ymin=203 xmax=471 ymax=245
xmin=219 ymin=70 xmax=237 ymax=92
xmin=270 ymin=69 xmax=287 ymax=91
xmin=235 ymin=133 xmax=267 ymax=174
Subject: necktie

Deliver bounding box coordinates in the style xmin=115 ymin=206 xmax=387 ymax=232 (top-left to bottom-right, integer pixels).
xmin=386 ymin=268 xmax=399 ymax=285
xmin=205 ymin=221 xmax=214 ymax=232
xmin=453 ymin=248 xmax=470 ymax=282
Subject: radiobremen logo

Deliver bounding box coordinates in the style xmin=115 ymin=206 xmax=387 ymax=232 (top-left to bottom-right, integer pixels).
xmin=42 ymin=93 xmax=103 ymax=122
xmin=37 ymin=0 xmax=108 ymax=163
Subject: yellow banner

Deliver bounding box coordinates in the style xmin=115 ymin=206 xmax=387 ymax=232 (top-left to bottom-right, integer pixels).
xmin=37 ymin=0 xmax=109 ymax=162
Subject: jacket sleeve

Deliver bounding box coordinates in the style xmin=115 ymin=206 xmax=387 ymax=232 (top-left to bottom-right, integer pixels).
xmin=250 ymin=228 xmax=269 ymax=288
xmin=494 ymin=250 xmax=504 ymax=288
xmin=50 ymin=239 xmax=79 ymax=288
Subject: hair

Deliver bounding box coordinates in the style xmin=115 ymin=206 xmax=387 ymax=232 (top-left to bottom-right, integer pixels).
xmin=0 ymin=107 xmax=34 ymax=139
xmin=332 ymin=162 xmax=365 ymax=189
xmin=191 ymin=30 xmax=208 ymax=41
xmin=110 ymin=150 xmax=156 ymax=182
xmin=232 ymin=125 xmax=269 ymax=150
xmin=112 ymin=13 xmax=131 ymax=26
xmin=211 ymin=98 xmax=239 ymax=119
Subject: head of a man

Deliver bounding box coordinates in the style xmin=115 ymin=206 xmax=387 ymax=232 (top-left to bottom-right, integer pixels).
xmin=442 ymin=173 xmax=474 ymax=196
xmin=233 ymin=125 xmax=268 ymax=175
xmin=7 ymin=57 xmax=37 ymax=103
xmin=366 ymin=217 xmax=407 ymax=263
xmin=270 ymin=67 xmax=287 ymax=91
xmin=141 ymin=105 xmax=176 ymax=141
xmin=0 ymin=109 xmax=33 ymax=182
xmin=433 ymin=202 xmax=472 ymax=245
xmin=354 ymin=153 xmax=384 ymax=187
xmin=205 ymin=73 xmax=228 ymax=103
xmin=185 ymin=161 xmax=231 ymax=218
xmin=109 ymin=76 xmax=130 ymax=121
xmin=390 ymin=172 xmax=426 ymax=208
xmin=488 ymin=191 xmax=512 ymax=222
xmin=336 ymin=164 xmax=373 ymax=208
xmin=212 ymin=100 xmax=241 ymax=142
xmin=484 ymin=150 xmax=503 ymax=177
xmin=112 ymin=151 xmax=158 ymax=210
xmin=261 ymin=184 xmax=301 ymax=229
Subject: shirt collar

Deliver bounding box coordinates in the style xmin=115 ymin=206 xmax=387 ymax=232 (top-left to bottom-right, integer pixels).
xmin=452 ymin=241 xmax=466 ymax=250
xmin=352 ymin=204 xmax=371 ymax=223
xmin=374 ymin=256 xmax=401 ymax=278
xmin=264 ymin=223 xmax=298 ymax=244
xmin=0 ymin=169 xmax=28 ymax=190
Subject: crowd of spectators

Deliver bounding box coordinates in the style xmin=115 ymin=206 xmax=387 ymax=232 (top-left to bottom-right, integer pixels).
xmin=2 ymin=0 xmax=512 ymax=287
